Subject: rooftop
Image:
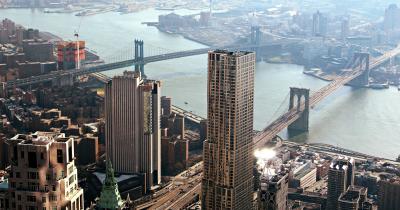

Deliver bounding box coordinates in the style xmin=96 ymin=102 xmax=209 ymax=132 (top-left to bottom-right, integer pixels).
xmin=9 ymin=131 xmax=67 ymax=146
xmin=294 ymin=165 xmax=316 ymax=180
xmin=212 ymin=49 xmax=254 ymax=56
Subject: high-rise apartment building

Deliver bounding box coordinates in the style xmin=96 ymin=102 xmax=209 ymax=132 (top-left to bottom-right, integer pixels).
xmin=5 ymin=132 xmax=84 ymax=210
xmin=202 ymin=50 xmax=256 ymax=209
xmin=105 ymin=71 xmax=161 ymax=192
xmin=327 ymin=157 xmax=355 ymax=210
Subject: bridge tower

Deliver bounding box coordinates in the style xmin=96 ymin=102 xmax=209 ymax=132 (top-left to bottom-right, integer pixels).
xmin=134 ymin=39 xmax=145 ymax=76
xmin=349 ymin=52 xmax=370 ymax=87
xmin=288 ymin=87 xmax=310 ymax=133
xmin=250 ymin=26 xmax=262 ymax=61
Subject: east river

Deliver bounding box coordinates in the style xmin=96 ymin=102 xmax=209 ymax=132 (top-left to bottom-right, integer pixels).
xmin=1 ymin=8 xmax=399 ymax=159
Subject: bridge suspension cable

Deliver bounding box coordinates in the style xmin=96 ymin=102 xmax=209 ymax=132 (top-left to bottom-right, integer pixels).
xmin=267 ymin=92 xmax=290 ymax=125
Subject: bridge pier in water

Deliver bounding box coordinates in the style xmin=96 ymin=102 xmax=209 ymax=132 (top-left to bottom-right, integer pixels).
xmin=288 ymin=87 xmax=310 ymax=134
xmin=348 ymin=53 xmax=370 ymax=87
xmin=134 ymin=39 xmax=145 ymax=77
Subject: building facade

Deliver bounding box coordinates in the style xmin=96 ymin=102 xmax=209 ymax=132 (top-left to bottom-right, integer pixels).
xmin=338 ymin=186 xmax=368 ymax=210
xmin=105 ymin=71 xmax=161 ymax=192
xmin=202 ymin=50 xmax=256 ymax=209
xmin=5 ymin=132 xmax=84 ymax=210
xmin=326 ymin=157 xmax=355 ymax=210
xmin=312 ymin=11 xmax=328 ymax=37
xmin=259 ymin=172 xmax=289 ymax=210
xmin=378 ymin=178 xmax=400 ymax=210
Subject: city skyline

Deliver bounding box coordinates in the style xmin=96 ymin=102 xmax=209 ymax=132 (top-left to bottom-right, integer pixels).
xmin=0 ymin=1 xmax=400 ymax=209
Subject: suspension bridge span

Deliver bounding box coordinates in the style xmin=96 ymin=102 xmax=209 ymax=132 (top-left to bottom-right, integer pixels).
xmin=253 ymin=46 xmax=400 ymax=148
xmin=4 ymin=38 xmax=296 ymax=89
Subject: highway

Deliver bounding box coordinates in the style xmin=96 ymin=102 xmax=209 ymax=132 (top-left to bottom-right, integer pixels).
xmin=136 ymin=162 xmax=203 ymax=210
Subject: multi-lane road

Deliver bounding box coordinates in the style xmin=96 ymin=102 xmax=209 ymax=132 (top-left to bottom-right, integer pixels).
xmin=136 ymin=162 xmax=203 ymax=210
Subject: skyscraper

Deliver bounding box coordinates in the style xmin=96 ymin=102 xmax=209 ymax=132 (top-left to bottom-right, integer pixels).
xmin=202 ymin=50 xmax=256 ymax=209
xmin=312 ymin=11 xmax=328 ymax=37
xmin=105 ymin=71 xmax=161 ymax=192
xmin=341 ymin=18 xmax=350 ymax=41
xmin=383 ymin=4 xmax=400 ymax=32
xmin=326 ymin=157 xmax=355 ymax=210
xmin=6 ymin=132 xmax=84 ymax=210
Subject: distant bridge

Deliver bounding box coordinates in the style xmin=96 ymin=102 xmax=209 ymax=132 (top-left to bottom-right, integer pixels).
xmin=4 ymin=38 xmax=296 ymax=89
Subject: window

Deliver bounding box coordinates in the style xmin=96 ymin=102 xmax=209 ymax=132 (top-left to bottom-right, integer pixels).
xmin=42 ymin=197 xmax=46 ymax=203
xmin=17 ymin=195 xmax=21 ymax=201
xmin=49 ymin=195 xmax=57 ymax=202
xmin=57 ymin=149 xmax=63 ymax=163
xmin=28 ymin=172 xmax=38 ymax=179
xmin=27 ymin=196 xmax=36 ymax=202
xmin=68 ymin=146 xmax=73 ymax=162
xmin=28 ymin=152 xmax=37 ymax=168
xmin=20 ymin=151 xmax=24 ymax=159
xmin=40 ymin=152 xmax=44 ymax=160
xmin=52 ymin=185 xmax=56 ymax=191
xmin=16 ymin=172 xmax=20 ymax=178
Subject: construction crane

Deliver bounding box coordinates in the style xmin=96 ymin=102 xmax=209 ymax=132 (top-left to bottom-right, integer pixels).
xmin=74 ymin=31 xmax=80 ymax=70
xmin=74 ymin=17 xmax=84 ymax=70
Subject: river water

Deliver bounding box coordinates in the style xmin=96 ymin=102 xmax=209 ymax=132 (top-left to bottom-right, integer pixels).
xmin=1 ymin=8 xmax=399 ymax=159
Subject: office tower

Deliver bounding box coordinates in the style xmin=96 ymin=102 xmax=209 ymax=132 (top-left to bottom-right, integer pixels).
xmin=312 ymin=11 xmax=328 ymax=37
xmin=202 ymin=50 xmax=256 ymax=209
xmin=327 ymin=157 xmax=355 ymax=210
xmin=378 ymin=177 xmax=400 ymax=210
xmin=105 ymin=71 xmax=161 ymax=192
xmin=383 ymin=4 xmax=400 ymax=32
xmin=6 ymin=132 xmax=84 ymax=210
xmin=338 ymin=186 xmax=368 ymax=210
xmin=258 ymin=171 xmax=289 ymax=210
xmin=341 ymin=18 xmax=350 ymax=41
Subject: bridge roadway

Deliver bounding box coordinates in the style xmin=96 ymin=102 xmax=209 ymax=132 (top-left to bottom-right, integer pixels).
xmin=4 ymin=40 xmax=296 ymax=88
xmin=253 ymin=46 xmax=400 ymax=148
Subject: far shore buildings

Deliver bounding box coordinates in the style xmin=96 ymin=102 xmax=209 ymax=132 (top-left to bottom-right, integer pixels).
xmin=105 ymin=71 xmax=161 ymax=192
